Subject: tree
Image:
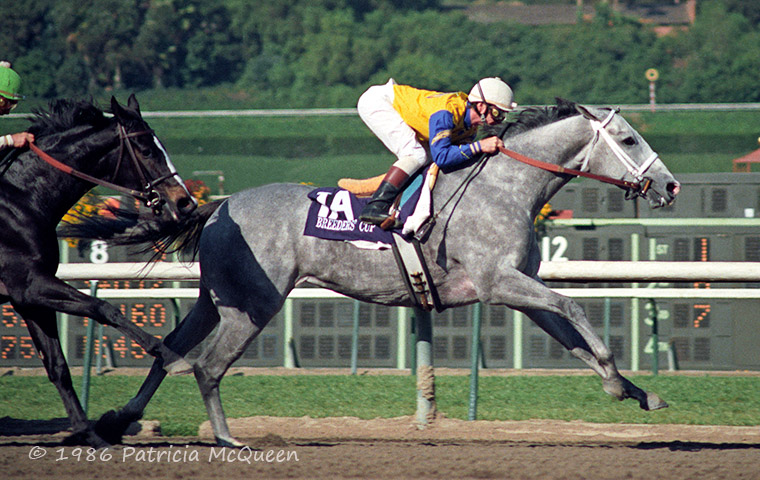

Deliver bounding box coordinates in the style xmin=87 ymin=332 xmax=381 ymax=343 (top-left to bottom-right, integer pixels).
xmin=724 ymin=0 xmax=760 ymax=26
xmin=51 ymin=0 xmax=144 ymax=90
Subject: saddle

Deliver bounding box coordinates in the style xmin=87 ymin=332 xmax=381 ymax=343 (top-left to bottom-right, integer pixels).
xmin=337 ymin=173 xmax=384 ymax=197
xmin=337 ymin=166 xmax=442 ymax=311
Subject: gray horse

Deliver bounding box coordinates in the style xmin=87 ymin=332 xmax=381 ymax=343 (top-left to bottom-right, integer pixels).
xmin=86 ymin=101 xmax=679 ymax=446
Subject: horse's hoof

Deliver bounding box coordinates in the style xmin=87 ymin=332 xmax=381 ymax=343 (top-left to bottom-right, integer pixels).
xmin=216 ymin=436 xmax=246 ymax=448
xmin=642 ymin=392 xmax=669 ymax=411
xmin=94 ymin=409 xmax=135 ymax=444
xmin=63 ymin=429 xmax=110 ymax=449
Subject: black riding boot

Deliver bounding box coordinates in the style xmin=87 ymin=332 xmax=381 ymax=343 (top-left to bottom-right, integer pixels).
xmin=359 ymin=181 xmax=403 ymax=227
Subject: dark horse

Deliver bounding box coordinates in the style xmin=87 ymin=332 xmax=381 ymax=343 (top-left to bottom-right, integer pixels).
xmin=1 ymin=95 xmax=196 ymax=447
xmin=68 ymin=100 xmax=680 ymax=446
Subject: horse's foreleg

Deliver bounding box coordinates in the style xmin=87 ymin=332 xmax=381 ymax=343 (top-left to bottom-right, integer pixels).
xmin=22 ymin=312 xmax=109 ymax=448
xmin=523 ymin=306 xmax=667 ymax=410
xmin=21 ymin=275 xmax=191 ymax=374
xmin=96 ymin=289 xmax=221 ymax=443
xmin=475 ymin=267 xmax=667 ymax=411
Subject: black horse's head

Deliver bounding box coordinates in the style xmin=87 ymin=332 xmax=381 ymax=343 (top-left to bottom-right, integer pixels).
xmin=107 ymin=95 xmax=197 ymax=220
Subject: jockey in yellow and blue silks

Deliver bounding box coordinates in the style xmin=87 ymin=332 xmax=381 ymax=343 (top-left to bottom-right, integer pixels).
xmin=357 ymin=77 xmax=517 ymax=228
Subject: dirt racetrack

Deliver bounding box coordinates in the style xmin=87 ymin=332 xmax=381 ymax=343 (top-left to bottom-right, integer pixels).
xmin=2 ymin=414 xmax=759 ymax=480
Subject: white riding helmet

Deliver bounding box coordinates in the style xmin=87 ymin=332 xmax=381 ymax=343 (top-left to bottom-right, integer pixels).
xmin=468 ymin=77 xmax=517 ymax=111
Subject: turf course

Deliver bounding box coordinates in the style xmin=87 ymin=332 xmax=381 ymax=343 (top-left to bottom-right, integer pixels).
xmin=1 ymin=374 xmax=758 ymax=436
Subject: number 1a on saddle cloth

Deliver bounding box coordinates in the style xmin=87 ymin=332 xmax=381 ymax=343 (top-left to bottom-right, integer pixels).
xmin=303 ymin=166 xmax=432 ymax=247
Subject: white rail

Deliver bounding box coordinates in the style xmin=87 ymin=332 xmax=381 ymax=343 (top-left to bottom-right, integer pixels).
xmin=57 ymin=261 xmax=760 ymax=284
xmin=10 ymin=103 xmax=760 ymax=121
xmin=57 ymin=261 xmax=760 ymax=373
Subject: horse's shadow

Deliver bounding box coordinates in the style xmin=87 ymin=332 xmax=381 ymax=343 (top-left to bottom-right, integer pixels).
xmin=633 ymin=441 xmax=760 ymax=451
xmin=0 ymin=416 xmax=70 ymax=436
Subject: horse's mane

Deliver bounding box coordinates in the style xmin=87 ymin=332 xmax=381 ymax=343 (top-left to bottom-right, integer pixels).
xmin=27 ymin=99 xmax=111 ymax=137
xmin=484 ymin=98 xmax=581 ymax=140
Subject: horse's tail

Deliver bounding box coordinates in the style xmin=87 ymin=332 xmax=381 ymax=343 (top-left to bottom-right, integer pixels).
xmin=58 ymin=199 xmax=224 ymax=260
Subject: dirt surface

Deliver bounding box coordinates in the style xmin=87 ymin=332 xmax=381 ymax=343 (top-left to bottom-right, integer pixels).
xmin=2 ymin=368 xmax=759 ymax=479
xmin=1 ymin=415 xmax=758 ymax=480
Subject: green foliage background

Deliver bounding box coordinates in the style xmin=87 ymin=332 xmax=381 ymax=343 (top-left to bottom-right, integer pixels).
xmin=4 ymin=0 xmax=760 ymax=110
xmin=5 ymin=1 xmax=760 ymax=190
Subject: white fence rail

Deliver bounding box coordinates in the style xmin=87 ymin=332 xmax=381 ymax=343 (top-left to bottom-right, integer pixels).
xmin=10 ymin=103 xmax=760 ymax=122
xmin=57 ymin=260 xmax=760 ymax=283
xmin=56 ymin=261 xmax=760 ymax=372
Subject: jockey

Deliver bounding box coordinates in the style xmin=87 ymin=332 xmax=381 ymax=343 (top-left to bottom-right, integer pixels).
xmin=357 ymin=77 xmax=517 ymax=227
xmin=0 ymin=61 xmax=34 ymax=149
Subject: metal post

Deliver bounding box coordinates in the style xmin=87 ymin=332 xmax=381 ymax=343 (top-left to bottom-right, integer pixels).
xmin=630 ymin=233 xmax=640 ymax=371
xmin=95 ymin=324 xmax=104 ymax=375
xmin=80 ymin=280 xmax=98 ymax=415
xmin=283 ymin=298 xmax=295 ymax=368
xmin=603 ymin=297 xmax=611 ymax=347
xmin=414 ymin=308 xmax=435 ymax=426
xmin=350 ymin=300 xmax=359 ymax=375
xmin=58 ymin=240 xmax=70 ymax=363
xmin=667 ymin=340 xmax=679 ymax=371
xmin=468 ymin=303 xmax=482 ymax=421
xmin=396 ymin=307 xmax=408 ymax=370
xmin=409 ymin=313 xmax=417 ymax=375
xmin=649 ymin=299 xmax=659 ymax=376
xmin=512 ymin=310 xmax=524 ymax=369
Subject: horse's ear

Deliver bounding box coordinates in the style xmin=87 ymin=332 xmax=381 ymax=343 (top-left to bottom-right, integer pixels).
xmin=110 ymin=96 xmax=125 ymax=118
xmin=127 ymin=94 xmax=141 ymax=114
xmin=575 ymin=104 xmax=599 ymax=121
xmin=556 ymin=97 xmax=575 ymax=108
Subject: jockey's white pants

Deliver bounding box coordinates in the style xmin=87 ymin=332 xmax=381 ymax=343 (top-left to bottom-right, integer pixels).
xmin=357 ymin=78 xmax=429 ymax=176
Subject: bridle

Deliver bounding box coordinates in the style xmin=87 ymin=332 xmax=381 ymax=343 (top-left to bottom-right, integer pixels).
xmin=416 ymin=109 xmax=658 ymax=240
xmin=581 ymin=109 xmax=658 ymax=194
xmin=470 ymin=83 xmax=651 ymax=195
xmin=498 ymin=110 xmax=657 ymax=199
xmin=28 ymin=123 xmax=179 ymax=214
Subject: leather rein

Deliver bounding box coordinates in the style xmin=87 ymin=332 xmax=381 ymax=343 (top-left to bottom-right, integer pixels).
xmin=497 ymin=145 xmax=652 ymax=197
xmin=28 ymin=124 xmax=174 ymax=214
xmin=497 ymin=109 xmax=655 ymax=198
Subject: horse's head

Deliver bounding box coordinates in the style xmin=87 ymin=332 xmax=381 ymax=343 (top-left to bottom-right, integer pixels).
xmin=574 ymin=104 xmax=680 ymax=208
xmin=110 ymin=94 xmax=197 ymax=220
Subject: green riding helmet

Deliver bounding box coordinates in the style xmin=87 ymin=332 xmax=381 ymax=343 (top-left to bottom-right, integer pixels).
xmin=0 ymin=63 xmax=23 ymax=101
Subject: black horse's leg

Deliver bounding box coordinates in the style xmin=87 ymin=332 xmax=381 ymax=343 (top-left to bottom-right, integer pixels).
xmin=96 ymin=288 xmax=221 ymax=443
xmin=17 ymin=273 xmax=191 ymax=374
xmin=21 ymin=309 xmax=109 ymax=448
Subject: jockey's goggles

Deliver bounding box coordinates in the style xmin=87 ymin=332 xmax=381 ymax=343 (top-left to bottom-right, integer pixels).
xmin=487 ymin=104 xmax=507 ymax=123
xmin=0 ymin=96 xmax=18 ymax=111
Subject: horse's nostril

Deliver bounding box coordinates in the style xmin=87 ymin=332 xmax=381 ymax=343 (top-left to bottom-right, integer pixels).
xmin=668 ymin=182 xmax=680 ymax=197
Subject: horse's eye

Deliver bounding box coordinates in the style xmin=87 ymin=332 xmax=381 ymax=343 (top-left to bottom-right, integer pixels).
xmin=622 ymin=136 xmax=637 ymax=146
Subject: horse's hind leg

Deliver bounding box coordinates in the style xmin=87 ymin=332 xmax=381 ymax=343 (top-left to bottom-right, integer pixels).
xmin=22 ymin=310 xmax=109 ymax=447
xmin=95 ymin=287 xmax=221 ymax=443
xmin=193 ymin=306 xmax=263 ymax=447
xmin=523 ymin=305 xmax=667 ymax=411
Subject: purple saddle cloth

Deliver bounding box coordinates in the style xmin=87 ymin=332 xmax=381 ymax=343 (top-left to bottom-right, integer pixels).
xmin=303 ymin=179 xmax=423 ymax=245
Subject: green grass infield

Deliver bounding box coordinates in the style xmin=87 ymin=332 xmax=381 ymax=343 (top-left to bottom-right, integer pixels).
xmin=1 ymin=373 xmax=758 ymax=437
